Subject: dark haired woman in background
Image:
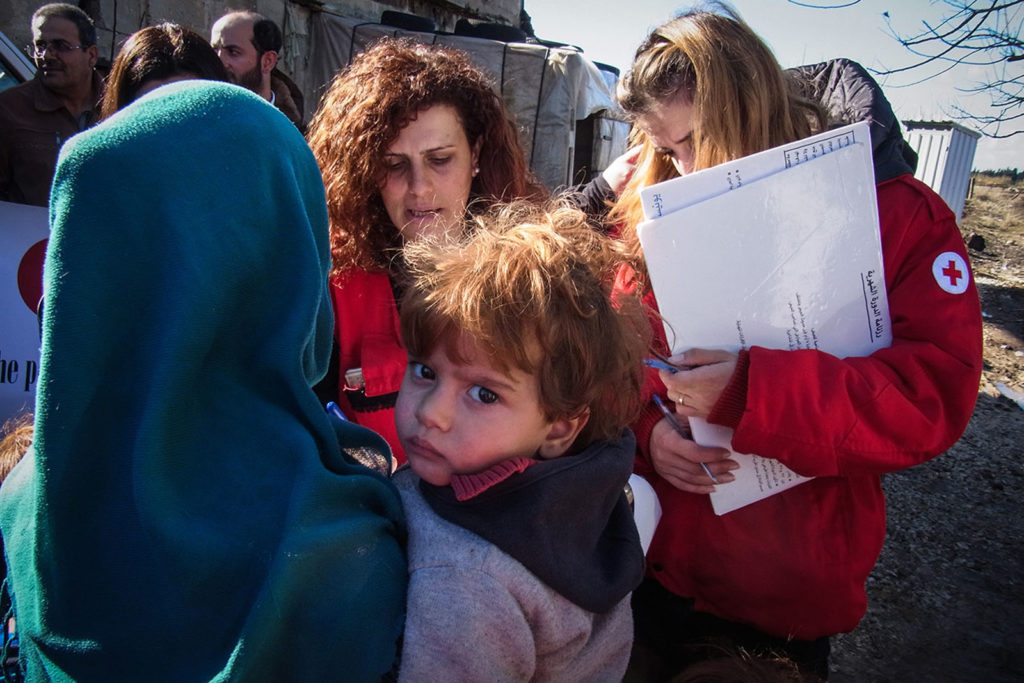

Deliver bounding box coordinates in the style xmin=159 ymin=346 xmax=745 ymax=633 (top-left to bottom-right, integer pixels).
xmin=99 ymin=22 xmax=228 ymax=118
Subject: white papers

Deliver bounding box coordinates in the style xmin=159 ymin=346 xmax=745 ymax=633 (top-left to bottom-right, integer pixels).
xmin=641 ymin=120 xmax=870 ymax=220
xmin=628 ymin=474 xmax=661 ymax=554
xmin=637 ymin=123 xmax=890 ymax=515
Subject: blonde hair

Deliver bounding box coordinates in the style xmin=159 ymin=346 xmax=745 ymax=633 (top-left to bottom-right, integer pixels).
xmin=609 ymin=5 xmax=827 ymax=268
xmin=399 ymin=201 xmax=650 ymax=449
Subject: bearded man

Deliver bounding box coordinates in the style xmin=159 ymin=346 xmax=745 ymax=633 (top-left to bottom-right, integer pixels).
xmin=210 ymin=11 xmax=304 ymax=130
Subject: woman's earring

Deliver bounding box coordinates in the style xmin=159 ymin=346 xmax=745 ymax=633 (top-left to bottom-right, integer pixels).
xmin=472 ymin=166 xmax=480 ymax=177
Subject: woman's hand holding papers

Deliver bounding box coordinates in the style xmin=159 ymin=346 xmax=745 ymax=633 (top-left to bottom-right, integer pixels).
xmin=649 ymin=415 xmax=735 ymax=494
xmin=647 ymin=348 xmax=740 ymax=493
xmin=661 ymin=349 xmax=737 ymax=418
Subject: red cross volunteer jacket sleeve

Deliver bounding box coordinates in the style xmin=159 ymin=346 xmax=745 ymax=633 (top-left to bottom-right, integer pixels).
xmin=727 ymin=174 xmax=984 ymax=478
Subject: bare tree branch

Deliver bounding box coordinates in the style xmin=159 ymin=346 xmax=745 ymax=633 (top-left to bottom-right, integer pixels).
xmin=785 ymin=0 xmax=862 ymax=8
xmin=870 ymin=0 xmax=1023 ymax=138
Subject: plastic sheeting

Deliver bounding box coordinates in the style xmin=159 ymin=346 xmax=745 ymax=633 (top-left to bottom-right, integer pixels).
xmin=298 ymin=12 xmax=629 ymax=189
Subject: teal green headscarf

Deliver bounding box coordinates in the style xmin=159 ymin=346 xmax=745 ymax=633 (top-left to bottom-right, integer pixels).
xmin=0 ymin=81 xmax=407 ymax=681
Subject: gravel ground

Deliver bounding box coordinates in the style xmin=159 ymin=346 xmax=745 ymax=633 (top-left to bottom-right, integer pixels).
xmin=829 ymin=399 xmax=1024 ymax=682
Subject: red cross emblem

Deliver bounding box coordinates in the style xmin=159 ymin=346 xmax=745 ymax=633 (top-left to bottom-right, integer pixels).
xmin=932 ymin=252 xmax=969 ymax=294
xmin=941 ymin=259 xmax=963 ymax=287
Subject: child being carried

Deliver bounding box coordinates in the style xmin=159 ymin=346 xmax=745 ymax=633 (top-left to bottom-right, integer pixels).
xmin=393 ymin=200 xmax=651 ymax=681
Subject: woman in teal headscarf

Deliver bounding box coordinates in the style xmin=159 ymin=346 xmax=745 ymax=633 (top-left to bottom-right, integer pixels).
xmin=0 ymin=80 xmax=407 ymax=681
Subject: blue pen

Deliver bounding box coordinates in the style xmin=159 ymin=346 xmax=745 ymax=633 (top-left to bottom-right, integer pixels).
xmin=643 ymin=357 xmax=680 ymax=373
xmin=652 ymin=394 xmax=719 ymax=483
xmin=326 ymin=401 xmax=349 ymax=422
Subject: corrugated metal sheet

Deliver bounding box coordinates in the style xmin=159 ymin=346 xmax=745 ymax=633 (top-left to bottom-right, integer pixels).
xmin=903 ymin=121 xmax=981 ymax=222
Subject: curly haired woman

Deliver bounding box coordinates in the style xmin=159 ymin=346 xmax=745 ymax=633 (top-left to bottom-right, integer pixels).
xmin=307 ymin=38 xmax=545 ymax=463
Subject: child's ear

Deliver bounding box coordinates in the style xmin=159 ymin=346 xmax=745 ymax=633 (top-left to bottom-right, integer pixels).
xmin=538 ymin=409 xmax=590 ymax=459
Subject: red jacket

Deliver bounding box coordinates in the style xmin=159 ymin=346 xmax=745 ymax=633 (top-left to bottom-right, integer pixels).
xmin=329 ymin=269 xmax=407 ymax=464
xmin=629 ymin=174 xmax=982 ymax=639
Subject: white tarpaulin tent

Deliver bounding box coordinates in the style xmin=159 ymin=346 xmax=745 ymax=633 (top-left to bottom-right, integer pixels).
xmin=296 ymin=12 xmax=629 ymax=189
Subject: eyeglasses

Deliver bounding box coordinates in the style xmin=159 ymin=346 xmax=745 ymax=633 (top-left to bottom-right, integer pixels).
xmin=26 ymin=40 xmax=85 ymax=59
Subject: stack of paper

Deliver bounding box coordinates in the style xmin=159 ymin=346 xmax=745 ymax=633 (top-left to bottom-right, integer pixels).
xmin=637 ymin=120 xmax=892 ymax=515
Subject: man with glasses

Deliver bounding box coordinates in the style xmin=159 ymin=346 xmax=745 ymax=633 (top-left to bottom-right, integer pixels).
xmin=0 ymin=3 xmax=103 ymax=207
xmin=210 ymin=11 xmax=304 ymax=131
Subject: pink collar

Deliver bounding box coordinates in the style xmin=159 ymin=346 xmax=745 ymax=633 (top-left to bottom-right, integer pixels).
xmin=449 ymin=457 xmax=538 ymax=501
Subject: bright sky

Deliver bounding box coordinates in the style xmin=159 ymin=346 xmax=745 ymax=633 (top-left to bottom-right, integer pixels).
xmin=526 ymin=0 xmax=1022 ymax=171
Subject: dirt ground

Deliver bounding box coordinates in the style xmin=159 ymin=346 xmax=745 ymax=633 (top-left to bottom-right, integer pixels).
xmin=828 ymin=176 xmax=1024 ymax=682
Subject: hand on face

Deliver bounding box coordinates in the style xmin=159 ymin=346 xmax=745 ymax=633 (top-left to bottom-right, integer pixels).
xmin=378 ymin=104 xmax=481 ymax=243
xmin=649 ymin=416 xmax=736 ymax=494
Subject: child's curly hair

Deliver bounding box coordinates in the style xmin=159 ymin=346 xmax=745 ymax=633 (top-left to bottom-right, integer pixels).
xmin=306 ymin=37 xmax=545 ymax=274
xmin=0 ymin=413 xmax=32 ymax=483
xmin=399 ymin=200 xmax=651 ymax=450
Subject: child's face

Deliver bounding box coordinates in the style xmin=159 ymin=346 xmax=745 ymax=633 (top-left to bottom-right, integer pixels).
xmin=395 ymin=333 xmax=584 ymax=487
